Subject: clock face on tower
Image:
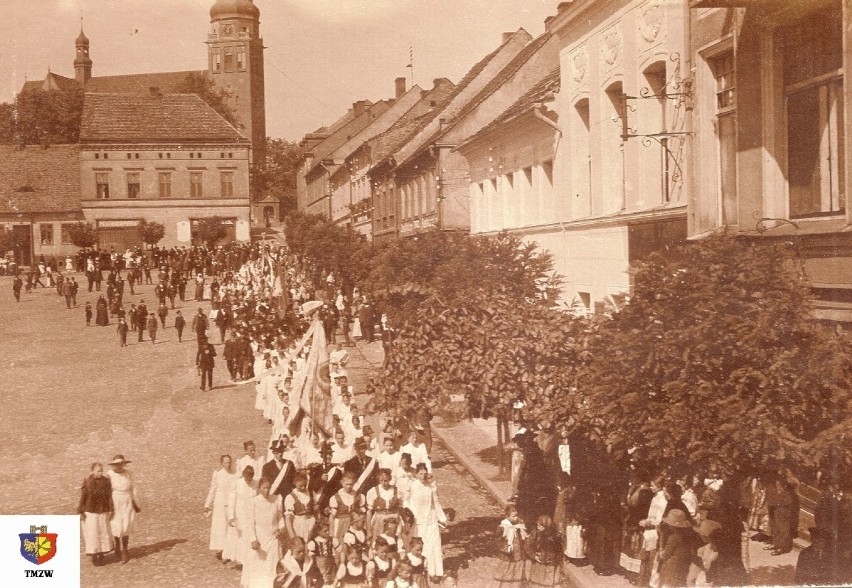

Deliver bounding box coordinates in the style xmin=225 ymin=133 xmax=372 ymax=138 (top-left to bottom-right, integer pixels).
xmin=223 ymin=24 xmax=234 ymax=36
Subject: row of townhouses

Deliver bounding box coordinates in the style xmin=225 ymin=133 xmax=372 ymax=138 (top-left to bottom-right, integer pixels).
xmin=296 ymin=0 xmax=851 ymax=322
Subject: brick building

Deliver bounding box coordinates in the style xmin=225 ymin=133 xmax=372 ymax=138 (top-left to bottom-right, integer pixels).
xmin=11 ymin=0 xmax=265 ymax=256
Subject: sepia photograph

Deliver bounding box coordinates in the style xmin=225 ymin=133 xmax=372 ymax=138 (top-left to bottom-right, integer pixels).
xmin=0 ymin=0 xmax=850 ymax=586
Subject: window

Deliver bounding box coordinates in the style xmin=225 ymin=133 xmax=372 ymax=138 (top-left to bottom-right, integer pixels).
xmin=95 ymin=153 xmax=99 ymax=160
xmin=237 ymin=47 xmax=246 ymax=71
xmin=605 ymin=83 xmax=626 ymax=211
xmin=213 ymin=50 xmax=222 ymax=73
xmin=96 ymin=173 xmax=110 ymax=199
xmin=220 ymin=171 xmax=234 ymax=198
xmin=780 ymin=6 xmax=845 ymax=217
xmin=224 ymin=47 xmax=234 ymax=72
xmin=40 ymin=224 xmax=53 ymax=246
xmin=158 ymin=172 xmax=172 ymax=198
xmin=61 ymin=223 xmax=74 ymax=245
xmin=709 ymin=51 xmax=737 ymax=224
xmin=191 ymin=172 xmax=203 ymax=198
xmin=127 ymin=173 xmax=140 ymax=199
xmin=572 ymin=99 xmax=591 ymax=217
xmin=712 ymin=52 xmax=735 ymax=112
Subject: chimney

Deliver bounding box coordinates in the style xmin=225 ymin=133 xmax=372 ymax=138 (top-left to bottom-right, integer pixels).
xmin=502 ymin=31 xmax=514 ymax=44
xmin=395 ymin=77 xmax=407 ymax=99
xmin=352 ymin=100 xmax=368 ymax=117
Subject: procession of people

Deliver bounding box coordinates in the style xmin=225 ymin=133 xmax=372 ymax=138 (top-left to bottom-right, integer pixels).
xmin=62 ymin=240 xmax=451 ymax=587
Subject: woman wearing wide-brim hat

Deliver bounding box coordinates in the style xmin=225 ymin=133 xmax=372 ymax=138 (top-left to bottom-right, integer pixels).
xmin=106 ymin=454 xmax=141 ymax=564
xmin=657 ymin=509 xmax=701 ymax=587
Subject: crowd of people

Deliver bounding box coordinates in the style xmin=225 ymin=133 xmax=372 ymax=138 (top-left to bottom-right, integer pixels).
xmin=44 ymin=238 xmax=850 ymax=586
xmin=497 ymin=422 xmax=852 ymax=587
xmin=192 ymin=247 xmax=454 ymax=587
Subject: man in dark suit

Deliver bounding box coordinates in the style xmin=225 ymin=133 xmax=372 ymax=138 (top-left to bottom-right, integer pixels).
xmin=358 ymin=299 xmax=374 ymax=343
xmin=197 ymin=340 xmax=216 ymax=391
xmin=262 ymin=441 xmax=295 ymax=498
xmin=136 ymin=300 xmax=148 ymax=342
xmin=343 ymin=438 xmax=377 ymax=494
xmin=191 ymin=308 xmax=208 ymax=344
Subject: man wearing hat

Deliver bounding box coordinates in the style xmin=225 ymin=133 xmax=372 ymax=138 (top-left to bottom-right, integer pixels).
xmin=261 ymin=440 xmax=295 ymax=498
xmin=344 ymin=437 xmax=378 ymax=495
xmin=136 ymin=300 xmax=148 ymax=342
xmin=106 ymin=455 xmax=141 ymax=564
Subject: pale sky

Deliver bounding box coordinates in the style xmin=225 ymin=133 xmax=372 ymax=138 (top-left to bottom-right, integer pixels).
xmin=0 ymin=0 xmax=558 ymax=141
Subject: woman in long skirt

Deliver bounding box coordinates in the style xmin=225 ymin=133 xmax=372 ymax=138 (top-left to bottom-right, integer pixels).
xmin=78 ymin=462 xmax=114 ymax=566
xmin=495 ymin=505 xmax=527 ymax=585
xmin=204 ymin=455 xmax=235 ymax=560
xmin=241 ymin=477 xmax=285 ymax=588
xmin=224 ymin=465 xmax=257 ymax=567
xmin=621 ymin=475 xmax=654 ymax=582
xmin=329 ymin=473 xmax=365 ymax=551
xmin=408 ymin=464 xmax=447 ymax=580
xmin=95 ymin=295 xmax=109 ymax=326
xmin=106 ymin=454 xmax=141 ymax=564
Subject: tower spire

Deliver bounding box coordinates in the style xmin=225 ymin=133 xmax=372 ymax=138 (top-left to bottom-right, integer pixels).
xmin=74 ymin=16 xmax=92 ymax=84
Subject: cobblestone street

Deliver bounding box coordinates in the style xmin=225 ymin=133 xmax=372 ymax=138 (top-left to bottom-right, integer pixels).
xmin=0 ymin=273 xmax=506 ymax=587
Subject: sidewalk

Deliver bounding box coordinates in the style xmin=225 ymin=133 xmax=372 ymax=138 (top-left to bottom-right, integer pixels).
xmin=432 ymin=417 xmax=801 ymax=587
xmin=343 ymin=340 xmax=801 ymax=587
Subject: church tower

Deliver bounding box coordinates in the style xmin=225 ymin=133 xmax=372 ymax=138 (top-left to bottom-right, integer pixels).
xmin=207 ymin=0 xmax=266 ymax=161
xmin=74 ymin=27 xmax=92 ymax=84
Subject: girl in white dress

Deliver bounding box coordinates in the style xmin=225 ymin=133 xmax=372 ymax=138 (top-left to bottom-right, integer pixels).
xmin=408 ymin=464 xmax=447 ymax=579
xmin=204 ymin=455 xmax=236 ymax=558
xmin=224 ymin=465 xmax=257 ymax=567
xmin=241 ymin=477 xmax=285 ymax=588
xmin=106 ymin=454 xmax=141 ymax=565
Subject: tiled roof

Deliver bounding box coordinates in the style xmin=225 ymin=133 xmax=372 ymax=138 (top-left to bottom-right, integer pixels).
xmin=80 ymin=93 xmax=246 ymax=143
xmin=429 ymin=31 xmax=555 ymax=146
xmin=458 ymin=68 xmax=561 ymax=149
xmin=365 ymin=80 xmax=457 ymax=165
xmin=383 ymin=29 xmax=529 ymax=170
xmin=84 ymin=70 xmax=206 ymax=94
xmin=0 ymin=145 xmax=81 ymax=214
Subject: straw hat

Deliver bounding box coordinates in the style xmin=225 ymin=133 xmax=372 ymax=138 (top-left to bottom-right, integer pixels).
xmin=108 ymin=454 xmax=131 ymax=466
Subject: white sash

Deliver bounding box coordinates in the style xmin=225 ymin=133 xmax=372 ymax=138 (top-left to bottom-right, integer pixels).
xmin=270 ymin=460 xmax=292 ymax=495
xmin=353 ymin=458 xmax=376 ymax=494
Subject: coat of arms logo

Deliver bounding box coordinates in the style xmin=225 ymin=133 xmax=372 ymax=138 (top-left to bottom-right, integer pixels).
xmin=19 ymin=525 xmax=58 ymax=565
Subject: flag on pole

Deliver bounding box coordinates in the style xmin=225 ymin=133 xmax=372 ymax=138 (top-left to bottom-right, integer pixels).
xmin=298 ymin=312 xmax=334 ymax=435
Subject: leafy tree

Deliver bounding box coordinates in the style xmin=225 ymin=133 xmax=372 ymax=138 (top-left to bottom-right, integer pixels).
xmin=0 ymin=86 xmax=85 ymax=145
xmin=284 ymin=211 xmax=366 ymax=290
xmin=139 ymin=220 xmax=165 ymax=248
xmin=177 ymin=72 xmax=238 ymax=128
xmin=67 ymin=222 xmax=98 ymax=249
xmin=0 ymin=226 xmax=30 ymax=256
xmin=194 ymin=217 xmax=228 ymax=247
xmin=251 ymin=138 xmax=303 ymax=214
xmin=576 ymin=236 xmax=852 ymax=478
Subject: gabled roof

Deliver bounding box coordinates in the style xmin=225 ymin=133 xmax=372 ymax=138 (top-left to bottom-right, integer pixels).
xmin=427 ymin=31 xmax=555 ymax=147
xmin=0 ymin=145 xmax=81 ymax=214
xmin=357 ymin=79 xmax=457 ymax=172
xmin=21 ymin=72 xmax=80 ymax=94
xmin=80 ymin=93 xmax=246 ymax=143
xmin=304 ymin=100 xmax=393 ymax=172
xmin=457 ymin=68 xmax=561 ymax=151
xmin=383 ymin=28 xmax=532 ymax=171
xmin=84 ymin=70 xmax=206 ymax=94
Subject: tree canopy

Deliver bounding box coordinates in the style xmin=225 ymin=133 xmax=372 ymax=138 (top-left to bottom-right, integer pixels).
xmin=251 ymin=138 xmax=303 ymax=213
xmin=194 ymin=217 xmax=228 ymax=247
xmin=67 ymin=222 xmax=98 ymax=249
xmin=0 ymin=86 xmax=85 ymax=145
xmin=176 ymin=72 xmax=238 ymax=128
xmin=139 ymin=220 xmax=166 ymax=247
xmin=577 ymin=236 xmax=852 ymax=477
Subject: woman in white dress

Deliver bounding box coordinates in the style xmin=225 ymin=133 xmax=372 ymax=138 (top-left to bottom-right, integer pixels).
xmin=408 ymin=463 xmax=447 ymax=580
xmin=225 ymin=464 xmax=258 ymax=567
xmin=204 ymin=454 xmax=236 ymax=559
xmin=106 ymin=454 xmax=141 ymax=565
xmin=241 ymin=477 xmax=285 ymax=588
